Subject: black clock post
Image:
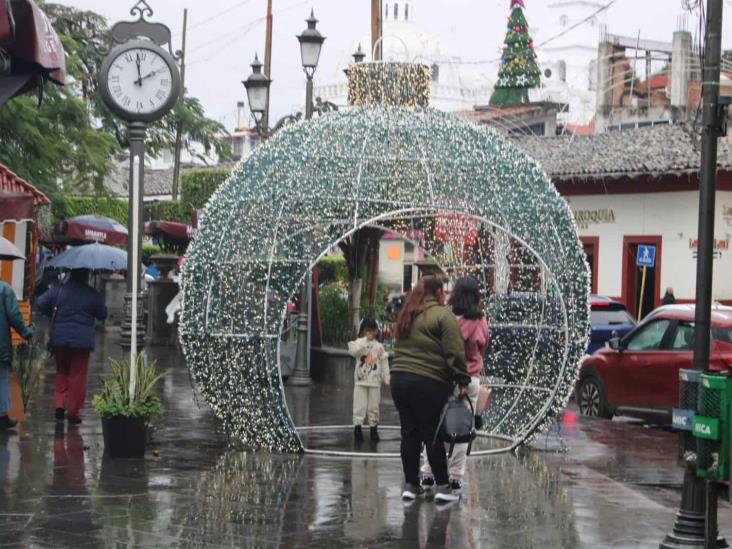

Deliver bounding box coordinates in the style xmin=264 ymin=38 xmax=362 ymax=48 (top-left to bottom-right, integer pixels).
xmin=99 ymin=0 xmax=182 ymax=371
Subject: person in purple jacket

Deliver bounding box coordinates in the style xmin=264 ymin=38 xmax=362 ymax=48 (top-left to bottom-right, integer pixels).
xmin=37 ymin=269 xmax=107 ymax=424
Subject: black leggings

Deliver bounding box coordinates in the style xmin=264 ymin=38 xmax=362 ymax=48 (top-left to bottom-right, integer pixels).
xmin=390 ymin=372 xmax=451 ymax=486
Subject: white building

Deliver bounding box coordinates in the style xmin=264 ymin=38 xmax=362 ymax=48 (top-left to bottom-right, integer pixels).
xmin=531 ymin=1 xmax=608 ymax=125
xmin=515 ymin=124 xmax=732 ymax=315
xmin=314 ymin=0 xmax=492 ymax=112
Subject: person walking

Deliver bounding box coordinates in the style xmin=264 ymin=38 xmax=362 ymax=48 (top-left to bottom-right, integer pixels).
xmin=662 ymin=287 xmax=676 ymax=305
xmin=420 ymin=276 xmax=489 ymax=497
xmin=390 ymin=276 xmax=470 ymax=504
xmin=349 ymin=318 xmax=390 ymax=443
xmin=0 ymin=281 xmax=33 ymax=430
xmin=37 ymin=269 xmax=107 ymax=425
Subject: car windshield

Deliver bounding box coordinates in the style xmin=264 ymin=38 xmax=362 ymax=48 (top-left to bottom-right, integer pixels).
xmin=591 ymin=308 xmax=634 ymax=326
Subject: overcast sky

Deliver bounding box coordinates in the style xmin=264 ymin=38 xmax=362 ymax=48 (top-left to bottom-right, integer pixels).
xmin=56 ymin=0 xmax=732 ymax=129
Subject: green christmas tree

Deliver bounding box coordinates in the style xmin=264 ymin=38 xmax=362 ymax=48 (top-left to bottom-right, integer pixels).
xmin=489 ymin=0 xmax=542 ymax=107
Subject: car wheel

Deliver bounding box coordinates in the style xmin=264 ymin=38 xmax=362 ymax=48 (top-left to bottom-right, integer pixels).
xmin=577 ymin=376 xmax=612 ymax=419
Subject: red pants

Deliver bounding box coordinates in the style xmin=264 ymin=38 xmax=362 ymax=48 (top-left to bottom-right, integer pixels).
xmin=54 ymin=348 xmax=91 ymax=418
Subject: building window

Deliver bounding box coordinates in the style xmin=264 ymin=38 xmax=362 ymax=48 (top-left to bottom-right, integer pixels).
xmin=394 ymin=3 xmax=398 ymax=19
xmin=559 ymin=14 xmax=568 ymax=27
xmin=405 ymin=3 xmax=409 ymax=20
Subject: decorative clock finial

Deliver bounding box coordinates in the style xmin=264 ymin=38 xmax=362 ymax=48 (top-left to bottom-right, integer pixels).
xmin=510 ymin=0 xmax=526 ymax=9
xmin=130 ymin=0 xmax=154 ymax=20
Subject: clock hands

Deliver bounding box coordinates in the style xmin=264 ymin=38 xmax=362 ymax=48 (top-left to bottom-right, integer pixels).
xmin=135 ymin=53 xmax=142 ymax=86
xmin=134 ymin=68 xmax=163 ymax=87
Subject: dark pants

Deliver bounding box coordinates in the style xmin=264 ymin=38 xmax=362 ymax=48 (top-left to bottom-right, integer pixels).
xmin=391 ymin=372 xmax=451 ymax=486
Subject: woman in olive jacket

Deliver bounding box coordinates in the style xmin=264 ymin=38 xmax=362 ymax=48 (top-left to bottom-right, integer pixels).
xmin=391 ymin=275 xmax=470 ymax=504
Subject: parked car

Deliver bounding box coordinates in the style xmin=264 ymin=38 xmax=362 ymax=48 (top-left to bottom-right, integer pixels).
xmin=576 ymin=304 xmax=732 ymax=420
xmin=587 ymin=295 xmax=635 ymax=354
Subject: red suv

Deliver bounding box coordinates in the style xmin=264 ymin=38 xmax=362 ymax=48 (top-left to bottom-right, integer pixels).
xmin=576 ymin=305 xmax=732 ymax=420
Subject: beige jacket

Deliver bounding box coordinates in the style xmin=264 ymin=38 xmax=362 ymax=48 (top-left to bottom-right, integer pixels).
xmin=348 ymin=337 xmax=391 ymax=387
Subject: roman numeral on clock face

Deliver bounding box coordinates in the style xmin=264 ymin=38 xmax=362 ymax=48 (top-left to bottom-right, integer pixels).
xmin=156 ymin=90 xmax=166 ymax=100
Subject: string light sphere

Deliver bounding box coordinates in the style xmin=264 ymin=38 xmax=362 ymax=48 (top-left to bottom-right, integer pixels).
xmin=180 ymin=106 xmax=590 ymax=453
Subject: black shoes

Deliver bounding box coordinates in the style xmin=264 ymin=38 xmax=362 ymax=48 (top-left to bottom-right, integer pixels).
xmin=354 ymin=425 xmax=363 ymax=442
xmin=68 ymin=416 xmax=82 ymax=425
xmin=55 ymin=408 xmax=65 ymax=421
xmin=0 ymin=415 xmax=18 ymax=430
xmin=370 ymin=426 xmax=380 ymax=442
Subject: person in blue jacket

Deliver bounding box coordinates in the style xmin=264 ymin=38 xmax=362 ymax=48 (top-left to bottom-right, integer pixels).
xmin=0 ymin=281 xmax=33 ymax=430
xmin=37 ymin=269 xmax=107 ymax=424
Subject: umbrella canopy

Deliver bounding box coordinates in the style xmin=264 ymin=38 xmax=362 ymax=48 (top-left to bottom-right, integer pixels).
xmin=0 ymin=0 xmax=66 ymax=106
xmin=47 ymin=243 xmax=127 ymax=271
xmin=145 ymin=221 xmax=196 ymax=242
xmin=0 ymin=235 xmax=25 ymax=261
xmin=59 ymin=215 xmax=128 ymax=247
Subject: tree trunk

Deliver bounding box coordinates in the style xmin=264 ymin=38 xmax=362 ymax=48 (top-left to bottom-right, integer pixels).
xmin=348 ymin=277 xmax=363 ymax=337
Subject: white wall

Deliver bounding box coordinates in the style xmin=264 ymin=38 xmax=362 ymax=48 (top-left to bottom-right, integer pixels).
xmin=378 ymin=239 xmax=404 ymax=290
xmin=566 ymin=191 xmax=732 ymax=302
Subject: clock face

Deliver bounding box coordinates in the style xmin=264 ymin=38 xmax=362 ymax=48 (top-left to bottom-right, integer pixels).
xmin=105 ymin=47 xmax=174 ymax=116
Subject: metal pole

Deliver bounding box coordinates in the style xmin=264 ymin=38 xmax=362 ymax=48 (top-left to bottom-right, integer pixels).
xmin=661 ymin=1 xmax=725 ymax=547
xmin=263 ymin=0 xmax=273 ymax=133
xmin=171 ymin=8 xmax=187 ymax=201
xmin=121 ymin=122 xmax=147 ymax=354
xmin=286 ymin=73 xmax=315 ymax=386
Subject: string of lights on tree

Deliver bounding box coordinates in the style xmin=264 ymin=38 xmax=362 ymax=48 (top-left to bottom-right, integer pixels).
xmin=346 ymin=62 xmax=431 ymax=107
xmin=180 ymin=60 xmax=589 ymax=453
xmin=490 ymin=0 xmax=542 ymax=107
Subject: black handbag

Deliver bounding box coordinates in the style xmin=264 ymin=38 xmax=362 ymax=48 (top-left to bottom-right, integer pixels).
xmin=46 ymin=285 xmax=64 ymax=353
xmin=434 ymin=393 xmax=477 ymax=458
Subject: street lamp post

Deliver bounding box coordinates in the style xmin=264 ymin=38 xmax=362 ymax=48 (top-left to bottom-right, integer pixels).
xmin=242 ymin=11 xmax=326 ymax=386
xmin=287 ymin=10 xmax=325 ymax=387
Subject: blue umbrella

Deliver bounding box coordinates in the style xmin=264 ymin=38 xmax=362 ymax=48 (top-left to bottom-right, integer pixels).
xmin=47 ymin=243 xmax=127 ymax=271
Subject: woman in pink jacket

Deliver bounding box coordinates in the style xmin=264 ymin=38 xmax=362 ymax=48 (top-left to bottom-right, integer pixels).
xmin=421 ymin=276 xmax=489 ymax=496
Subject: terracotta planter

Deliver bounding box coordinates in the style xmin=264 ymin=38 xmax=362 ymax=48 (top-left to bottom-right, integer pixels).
xmin=101 ymin=416 xmax=147 ymax=459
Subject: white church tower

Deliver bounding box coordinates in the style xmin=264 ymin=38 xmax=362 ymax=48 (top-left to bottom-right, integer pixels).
xmin=533 ymin=1 xmax=608 ymax=125
xmin=313 ymin=0 xmax=491 ymax=112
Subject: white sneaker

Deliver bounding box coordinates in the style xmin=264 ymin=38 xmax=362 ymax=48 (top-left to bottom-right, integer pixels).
xmin=434 ymin=484 xmax=460 ymax=503
xmin=402 ymin=483 xmax=424 ymax=500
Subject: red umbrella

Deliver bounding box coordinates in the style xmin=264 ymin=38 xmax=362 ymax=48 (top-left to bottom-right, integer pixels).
xmin=59 ymin=215 xmax=128 ymax=247
xmin=145 ymin=221 xmax=196 ymax=243
xmin=0 ymin=0 xmax=66 ymax=106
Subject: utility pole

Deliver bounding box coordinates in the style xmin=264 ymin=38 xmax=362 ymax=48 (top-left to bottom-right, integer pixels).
xmin=371 ymin=0 xmax=381 ymax=61
xmin=660 ymin=1 xmax=727 ymax=548
xmin=262 ymin=0 xmax=273 ymax=133
xmin=171 ymin=8 xmax=187 ymax=202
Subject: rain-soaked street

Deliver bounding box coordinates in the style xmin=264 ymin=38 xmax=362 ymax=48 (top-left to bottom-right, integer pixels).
xmin=1 ymin=325 xmax=730 ymax=549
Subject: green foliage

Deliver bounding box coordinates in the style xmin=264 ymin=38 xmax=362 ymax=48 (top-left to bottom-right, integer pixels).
xmin=180 ymin=168 xmax=231 ymax=211
xmin=319 ymin=286 xmax=349 ymax=346
xmin=11 ymin=343 xmax=48 ymax=408
xmin=317 ymin=256 xmax=348 ymax=286
xmin=92 ymin=354 xmax=167 ymax=421
xmin=361 ymin=281 xmax=389 ymax=321
xmin=144 ymin=200 xmax=187 ymax=223
xmin=142 ymin=244 xmax=162 ymax=264
xmin=64 ymin=196 xmax=128 ymax=224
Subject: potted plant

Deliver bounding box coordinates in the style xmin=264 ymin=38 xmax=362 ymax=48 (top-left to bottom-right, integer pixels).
xmin=92 ymin=354 xmax=165 ymax=459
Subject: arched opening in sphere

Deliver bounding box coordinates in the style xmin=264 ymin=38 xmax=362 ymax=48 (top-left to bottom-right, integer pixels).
xmin=180 ymin=107 xmax=590 ymax=454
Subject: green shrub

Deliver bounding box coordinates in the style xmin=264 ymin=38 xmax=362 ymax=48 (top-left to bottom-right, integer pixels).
xmin=144 ymin=200 xmax=187 ymax=222
xmin=319 ymin=285 xmax=349 ymax=346
xmin=180 ymin=168 xmax=231 ymax=211
xmin=64 ymin=196 xmax=128 ymax=224
xmin=317 ymin=256 xmax=348 ymax=285
xmin=92 ymin=354 xmax=166 ymax=421
xmin=142 ymin=243 xmax=161 ymax=264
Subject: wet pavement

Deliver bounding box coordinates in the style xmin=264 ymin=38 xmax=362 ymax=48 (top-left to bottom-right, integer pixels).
xmin=1 ymin=325 xmax=731 ymax=548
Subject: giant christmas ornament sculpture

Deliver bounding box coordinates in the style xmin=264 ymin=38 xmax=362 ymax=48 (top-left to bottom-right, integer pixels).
xmin=180 ymin=62 xmax=589 ymax=453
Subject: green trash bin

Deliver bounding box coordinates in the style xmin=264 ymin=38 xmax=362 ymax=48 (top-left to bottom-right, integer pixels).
xmin=692 ymin=372 xmax=731 ymax=481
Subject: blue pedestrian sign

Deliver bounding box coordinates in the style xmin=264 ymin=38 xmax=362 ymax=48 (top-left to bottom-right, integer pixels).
xmin=636 ymin=244 xmax=656 ymax=268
